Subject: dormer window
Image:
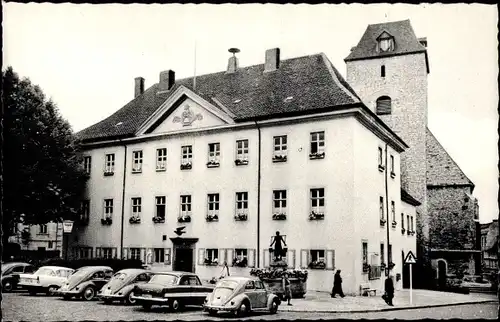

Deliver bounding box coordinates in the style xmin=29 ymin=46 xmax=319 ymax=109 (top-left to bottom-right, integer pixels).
xmin=377 ymin=32 xmax=395 ymax=53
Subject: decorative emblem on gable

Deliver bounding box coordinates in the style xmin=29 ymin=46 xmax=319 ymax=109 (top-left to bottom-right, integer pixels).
xmin=173 ymin=105 xmax=203 ymax=126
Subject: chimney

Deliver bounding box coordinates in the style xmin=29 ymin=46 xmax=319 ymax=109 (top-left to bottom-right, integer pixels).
xmin=158 ymin=70 xmax=175 ymax=92
xmin=264 ymin=48 xmax=280 ymax=72
xmin=134 ymin=77 xmax=145 ymax=98
xmin=226 ymin=48 xmax=240 ymax=74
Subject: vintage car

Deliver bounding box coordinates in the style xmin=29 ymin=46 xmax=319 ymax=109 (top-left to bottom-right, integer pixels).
xmin=18 ymin=266 xmax=75 ymax=295
xmin=98 ymin=269 xmax=154 ymax=305
xmin=203 ymin=276 xmax=281 ymax=316
xmin=132 ymin=271 xmax=215 ymax=312
xmin=1 ymin=262 xmax=36 ymax=292
xmin=57 ymin=266 xmax=113 ymax=301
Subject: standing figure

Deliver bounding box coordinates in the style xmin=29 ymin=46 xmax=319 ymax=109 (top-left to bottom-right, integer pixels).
xmin=282 ymin=272 xmax=292 ymax=306
xmin=270 ymin=231 xmax=287 ymax=260
xmin=384 ymin=274 xmax=395 ymax=306
xmin=219 ymin=261 xmax=230 ymax=279
xmin=331 ymin=270 xmax=345 ymax=298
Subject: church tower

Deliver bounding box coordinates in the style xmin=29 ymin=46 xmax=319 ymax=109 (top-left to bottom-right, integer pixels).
xmin=345 ymin=20 xmax=430 ymax=255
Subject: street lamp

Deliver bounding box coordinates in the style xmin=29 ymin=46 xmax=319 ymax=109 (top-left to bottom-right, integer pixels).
xmin=62 ymin=220 xmax=74 ymax=260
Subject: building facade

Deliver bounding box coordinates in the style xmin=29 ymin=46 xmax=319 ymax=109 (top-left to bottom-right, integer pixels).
xmin=481 ymin=220 xmax=499 ymax=274
xmin=72 ymin=48 xmax=418 ymax=294
xmin=8 ymin=222 xmax=63 ymax=255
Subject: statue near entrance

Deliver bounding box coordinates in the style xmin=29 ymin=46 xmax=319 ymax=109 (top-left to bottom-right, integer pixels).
xmin=270 ymin=231 xmax=287 ymax=261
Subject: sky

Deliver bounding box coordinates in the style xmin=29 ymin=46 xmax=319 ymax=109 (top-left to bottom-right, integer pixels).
xmin=3 ymin=3 xmax=498 ymax=223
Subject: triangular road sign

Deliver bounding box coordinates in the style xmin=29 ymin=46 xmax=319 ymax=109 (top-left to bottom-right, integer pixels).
xmin=404 ymin=251 xmax=417 ymax=264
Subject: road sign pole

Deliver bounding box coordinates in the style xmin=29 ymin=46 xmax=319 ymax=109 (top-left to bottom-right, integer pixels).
xmin=410 ymin=264 xmax=413 ymax=305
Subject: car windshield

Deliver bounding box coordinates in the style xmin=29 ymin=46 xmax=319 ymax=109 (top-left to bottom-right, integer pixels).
xmin=35 ymin=268 xmax=55 ymax=276
xmin=216 ymin=280 xmax=240 ymax=290
xmin=67 ymin=269 xmax=92 ymax=282
xmin=149 ymin=274 xmax=178 ymax=285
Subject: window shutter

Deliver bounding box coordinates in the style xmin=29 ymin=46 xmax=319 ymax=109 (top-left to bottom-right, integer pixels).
xmin=376 ymin=97 xmax=392 ymax=115
xmin=219 ymin=248 xmax=227 ymax=266
xmin=287 ymin=249 xmax=296 ymax=269
xmin=164 ymin=248 xmax=171 ymax=265
xmin=326 ymin=249 xmax=335 ymax=270
xmin=227 ymin=249 xmax=234 ymax=266
xmin=147 ymin=248 xmax=154 ymax=264
xmin=300 ymin=249 xmax=309 ymax=269
xmin=141 ymin=248 xmax=147 ymax=263
xmin=112 ymin=248 xmax=117 ymax=259
xmin=95 ymin=247 xmax=101 ymax=258
xmin=198 ymin=248 xmax=205 ymax=265
xmin=248 ymin=249 xmax=256 ymax=268
xmin=122 ymin=248 xmax=128 ymax=260
xmin=263 ymin=249 xmax=270 ymax=268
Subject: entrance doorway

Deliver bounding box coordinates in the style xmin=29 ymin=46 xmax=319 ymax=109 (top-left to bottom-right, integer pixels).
xmin=170 ymin=237 xmax=198 ymax=273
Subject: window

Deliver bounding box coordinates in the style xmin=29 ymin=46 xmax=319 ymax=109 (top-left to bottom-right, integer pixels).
xmin=131 ymin=197 xmax=142 ymax=217
xmin=272 ymin=190 xmax=287 ymax=214
xmin=208 ymin=143 xmax=220 ymax=165
xmin=102 ymin=248 xmax=113 ymax=259
xmin=80 ymin=200 xmax=90 ymax=222
xmin=410 ymin=216 xmax=414 ymax=232
xmin=130 ymin=248 xmax=141 ymax=260
xmin=48 ymin=241 xmax=53 ymax=249
xmin=378 ymin=147 xmax=384 ymax=169
xmin=381 ymin=65 xmax=386 ymax=78
xmin=391 ymin=201 xmax=395 ymax=223
xmin=376 ymin=96 xmax=392 ymax=115
xmin=379 ymin=196 xmax=385 ymax=222
xmin=310 ymin=249 xmax=325 ymax=262
xmin=388 ymin=244 xmax=392 ymax=264
xmin=380 ymin=243 xmax=385 ymax=265
xmin=104 ymin=199 xmax=113 ymax=219
xmin=156 ymin=196 xmax=166 ymax=219
xmin=236 ymin=139 xmax=249 ymax=161
xmin=154 ymin=248 xmax=165 ymax=263
xmin=236 ymin=192 xmax=248 ymax=215
xmin=104 ymin=153 xmax=115 ymax=175
xmin=234 ymin=248 xmax=248 ymax=266
xmin=181 ymin=145 xmax=193 ymax=167
xmin=207 ymin=194 xmax=220 ymax=216
xmin=273 ymin=135 xmax=287 ymax=161
xmin=390 ymin=155 xmax=395 ymax=175
xmin=180 ymin=195 xmax=192 ymax=216
xmin=362 ymin=242 xmax=368 ymax=266
xmin=310 ymin=131 xmax=325 ymax=158
xmin=377 ymin=33 xmax=395 ymax=52
xmin=206 ymin=249 xmax=219 ymax=264
xmin=156 ymin=148 xmax=167 ymax=171
xmin=79 ymin=247 xmax=92 ymax=259
xmin=310 ymin=188 xmax=325 ymax=213
xmin=132 ymin=150 xmax=143 ymax=173
xmin=401 ymin=213 xmax=405 ymax=230
xmin=84 ymin=156 xmax=92 ymax=174
xmin=39 ymin=224 xmax=48 ymax=234
xmin=407 ymin=215 xmax=410 ymax=231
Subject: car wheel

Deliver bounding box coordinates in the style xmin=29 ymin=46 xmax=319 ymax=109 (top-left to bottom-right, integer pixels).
xmin=142 ymin=303 xmax=152 ymax=311
xmin=125 ymin=291 xmax=136 ymax=305
xmin=2 ymin=280 xmax=13 ymax=292
xmin=82 ymin=286 xmax=96 ymax=301
xmin=236 ymin=300 xmax=250 ymax=317
xmin=47 ymin=286 xmax=58 ymax=296
xmin=169 ymin=299 xmax=182 ymax=312
xmin=270 ymin=299 xmax=279 ymax=314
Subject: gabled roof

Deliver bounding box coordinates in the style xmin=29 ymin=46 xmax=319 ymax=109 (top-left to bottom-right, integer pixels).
xmin=345 ymin=20 xmax=429 ymax=73
xmin=426 ymin=128 xmax=474 ymax=188
xmin=401 ymin=188 xmax=421 ymax=206
xmin=76 ymin=53 xmax=361 ymax=143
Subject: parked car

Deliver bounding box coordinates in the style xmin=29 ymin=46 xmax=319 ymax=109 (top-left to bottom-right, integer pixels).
xmin=203 ymin=276 xmax=281 ymax=317
xmin=18 ymin=266 xmax=75 ymax=296
xmin=132 ymin=271 xmax=215 ymax=312
xmin=462 ymin=275 xmax=493 ymax=292
xmin=98 ymin=269 xmax=153 ymax=305
xmin=1 ymin=262 xmax=36 ymax=292
xmin=57 ymin=266 xmax=113 ymax=301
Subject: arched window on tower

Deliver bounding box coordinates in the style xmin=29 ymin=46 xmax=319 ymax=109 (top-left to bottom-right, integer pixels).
xmin=376 ymin=96 xmax=392 ymax=115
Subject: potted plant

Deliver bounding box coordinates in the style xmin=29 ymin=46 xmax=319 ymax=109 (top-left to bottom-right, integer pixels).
xmin=272 ymin=154 xmax=287 ymax=162
xmin=178 ymin=214 xmax=191 ymax=223
xmin=233 ymin=257 xmax=248 ymax=267
xmin=129 ymin=216 xmax=141 ymax=224
xmin=401 ymin=227 xmax=406 ymax=234
xmin=234 ymin=158 xmax=249 ymax=166
xmin=234 ymin=213 xmax=248 ymax=221
xmin=308 ymin=260 xmax=326 ymax=269
xmin=204 ymin=258 xmax=218 ymax=266
xmin=152 ymin=216 xmax=165 ymax=224
xmin=388 ymin=262 xmax=396 ymax=270
xmin=101 ymin=217 xmax=112 ymax=225
xmin=363 ymin=263 xmax=370 ymax=273
xmin=206 ymin=160 xmax=220 ymax=168
xmin=205 ymin=214 xmax=219 ymax=222
xmin=391 ymin=221 xmax=397 ymax=228
xmin=380 ymin=218 xmax=387 ymax=226
xmin=180 ymin=161 xmax=192 ymax=170
xmin=309 ymin=151 xmax=325 ymax=159
xmin=272 ymin=212 xmax=287 ymax=220
xmin=309 ymin=211 xmax=324 ymax=220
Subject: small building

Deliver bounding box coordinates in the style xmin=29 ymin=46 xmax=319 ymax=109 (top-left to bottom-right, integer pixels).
xmin=481 ymin=220 xmax=498 ymax=274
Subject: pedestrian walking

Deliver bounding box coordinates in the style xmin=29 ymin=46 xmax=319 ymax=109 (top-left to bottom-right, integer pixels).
xmin=219 ymin=261 xmax=230 ymax=279
xmin=331 ymin=269 xmax=345 ymax=298
xmin=282 ymin=272 xmax=292 ymax=306
xmin=383 ymin=274 xmax=395 ymax=306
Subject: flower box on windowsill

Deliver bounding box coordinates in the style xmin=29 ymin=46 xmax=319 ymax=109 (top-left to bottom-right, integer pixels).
xmin=178 ymin=215 xmax=191 ymax=223
xmin=206 ymin=160 xmax=220 ymax=168
xmin=272 ymin=213 xmax=287 ymax=220
xmin=233 ymin=257 xmax=248 ymax=268
xmin=156 ymin=166 xmax=166 ymax=172
xmin=234 ymin=159 xmax=249 ymax=166
xmin=391 ymin=221 xmax=397 ymax=228
xmin=388 ymin=262 xmax=396 ymax=270
xmin=132 ymin=168 xmax=142 ymax=174
xmin=204 ymin=258 xmax=218 ymax=266
xmin=234 ymin=213 xmax=248 ymax=221
xmin=272 ymin=154 xmax=287 ymax=163
xmin=401 ymin=228 xmax=406 ymax=235
xmin=362 ymin=263 xmax=370 ymax=273
xmin=180 ymin=162 xmax=192 ymax=170
xmin=104 ymin=171 xmax=114 ymax=177
xmin=206 ymin=214 xmax=219 ymax=222
xmin=408 ymin=230 xmax=415 ymax=236
xmin=308 ymin=260 xmax=326 ymax=270
xmin=378 ymin=165 xmax=385 ymax=172
xmin=101 ymin=217 xmax=112 ymax=225
xmin=309 ymin=152 xmax=325 ymax=160
xmin=380 ymin=219 xmax=387 ymax=226
xmin=390 ymin=172 xmax=396 ymax=178
xmin=129 ymin=216 xmax=141 ymax=224
xmin=309 ymin=211 xmax=324 ymax=221
xmin=152 ymin=216 xmax=165 ymax=224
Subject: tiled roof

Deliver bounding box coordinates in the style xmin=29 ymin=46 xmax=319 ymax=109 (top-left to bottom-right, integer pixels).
xmin=76 ymin=53 xmax=361 ymax=143
xmin=426 ymin=128 xmax=474 ymax=188
xmin=345 ymin=19 xmax=428 ymax=63
xmin=401 ymin=188 xmax=421 ymax=206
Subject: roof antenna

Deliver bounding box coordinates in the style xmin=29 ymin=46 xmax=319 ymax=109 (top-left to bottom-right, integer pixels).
xmin=193 ymin=40 xmax=197 ymax=91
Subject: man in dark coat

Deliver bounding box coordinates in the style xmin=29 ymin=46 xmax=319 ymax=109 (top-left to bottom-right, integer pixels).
xmin=384 ymin=274 xmax=395 ymax=306
xmin=331 ymin=270 xmax=345 ymax=298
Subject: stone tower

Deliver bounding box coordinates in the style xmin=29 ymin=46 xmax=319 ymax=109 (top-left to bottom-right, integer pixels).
xmin=344 ymin=20 xmax=430 ymax=256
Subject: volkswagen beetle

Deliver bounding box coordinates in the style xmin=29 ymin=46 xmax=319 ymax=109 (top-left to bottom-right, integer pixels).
xmin=203 ymin=276 xmax=281 ymax=316
xmin=57 ymin=266 xmax=113 ymax=301
xmin=98 ymin=269 xmax=153 ymax=305
xmin=18 ymin=266 xmax=74 ymax=296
